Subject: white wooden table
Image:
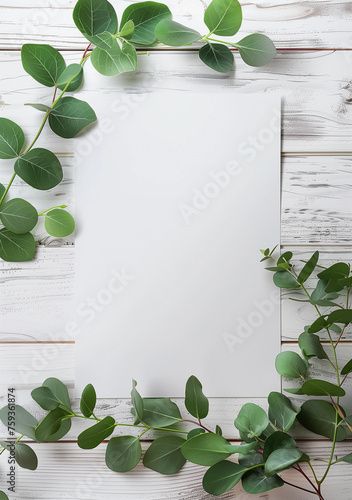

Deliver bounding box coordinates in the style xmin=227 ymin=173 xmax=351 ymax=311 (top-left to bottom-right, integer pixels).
xmin=0 ymin=1 xmax=351 ymax=498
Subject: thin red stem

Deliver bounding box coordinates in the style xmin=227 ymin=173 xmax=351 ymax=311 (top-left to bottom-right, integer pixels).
xmin=181 ymin=419 xmax=213 ymax=433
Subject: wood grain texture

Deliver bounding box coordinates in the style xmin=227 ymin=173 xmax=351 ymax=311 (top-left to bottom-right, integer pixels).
xmin=0 ymin=0 xmax=351 ymax=50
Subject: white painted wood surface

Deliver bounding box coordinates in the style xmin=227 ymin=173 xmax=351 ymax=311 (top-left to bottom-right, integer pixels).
xmin=0 ymin=1 xmax=352 ymax=498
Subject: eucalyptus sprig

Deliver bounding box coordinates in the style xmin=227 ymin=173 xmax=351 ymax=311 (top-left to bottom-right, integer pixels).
xmin=1 ymin=249 xmax=352 ymax=499
xmin=0 ymin=0 xmax=276 ymax=262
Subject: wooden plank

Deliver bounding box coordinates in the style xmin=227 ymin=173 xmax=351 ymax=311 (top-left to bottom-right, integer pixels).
xmin=0 ymin=0 xmax=351 ymax=50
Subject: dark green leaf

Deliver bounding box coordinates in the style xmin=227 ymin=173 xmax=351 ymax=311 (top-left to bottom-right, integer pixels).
xmin=45 ymin=209 xmax=75 ymax=237
xmin=327 ymin=309 xmax=352 ymax=325
xmin=297 ymin=400 xmax=346 ymax=441
xmin=14 ymin=148 xmax=63 ymax=190
xmin=0 ymin=405 xmax=38 ymax=440
xmin=25 ymin=103 xmax=52 ymax=113
xmin=341 ymin=359 xmax=352 ymax=376
xmin=301 ymin=379 xmax=345 ymax=397
xmin=73 ymin=0 xmax=118 ymax=37
xmin=234 ymin=403 xmax=269 ymax=440
xmin=265 ymin=447 xmax=302 ymax=476
xmin=236 ymin=34 xmax=277 ymax=67
xmin=105 ymin=435 xmax=141 ymax=472
xmin=318 ymin=263 xmax=350 ymax=281
xmin=204 ymin=0 xmax=242 ymax=36
xmin=285 ymin=387 xmax=305 ymax=395
xmin=263 ymin=431 xmax=296 ymax=461
xmin=155 ymin=20 xmax=201 ymax=46
xmin=310 ymin=279 xmax=339 ymax=307
xmin=215 ymin=425 xmax=222 ymax=436
xmin=0 ymin=184 xmax=5 ymax=199
xmin=273 ymin=270 xmax=300 ymax=289
xmin=238 ymin=452 xmax=263 ymax=468
xmin=268 ymin=392 xmax=298 ymax=432
xmin=299 ymin=332 xmax=328 ymax=360
xmin=91 ymin=39 xmax=137 ymax=76
xmin=45 ymin=418 xmax=71 ymax=442
xmin=199 ymin=43 xmax=234 ymax=73
xmin=340 ymin=452 xmax=352 ymax=464
xmin=21 ymin=44 xmax=65 ymax=87
xmin=308 ymin=315 xmax=328 ymax=333
xmin=120 ymin=1 xmax=172 ymax=46
xmin=0 ymin=229 xmax=35 ymax=262
xmin=185 ymin=375 xmax=209 ymax=420
xmin=181 ymin=433 xmax=233 ymax=466
xmin=297 ymin=251 xmax=319 ymax=284
xmin=80 ymin=384 xmax=97 ymax=418
xmin=187 ymin=428 xmax=205 ymax=439
xmin=136 ymin=398 xmax=181 ymax=428
xmin=78 ymin=416 xmax=115 ymax=449
xmin=31 ymin=386 xmax=60 ymax=411
xmin=14 ymin=443 xmax=38 ymax=470
xmin=203 ymin=460 xmax=247 ymax=495
xmin=35 ymin=408 xmax=71 ymax=443
xmin=0 ymin=118 xmax=25 ymax=159
xmin=242 ymin=467 xmax=284 ymax=494
xmin=275 ymin=351 xmax=308 ymax=378
xmin=143 ymin=435 xmax=186 ymax=474
xmin=0 ymin=198 xmax=38 ymax=234
xmin=57 ymin=64 xmax=83 ymax=92
xmin=42 ymin=377 xmax=71 ymax=408
xmin=49 ymin=97 xmax=97 ymax=138
xmin=131 ymin=379 xmax=144 ymax=421
xmin=0 ymin=492 xmax=9 ymax=500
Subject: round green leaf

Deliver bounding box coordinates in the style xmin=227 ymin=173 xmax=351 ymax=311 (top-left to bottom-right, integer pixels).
xmin=273 ymin=270 xmax=300 ymax=289
xmin=143 ymin=435 xmax=186 ymax=474
xmin=181 ymin=432 xmax=233 ymax=466
xmin=35 ymin=408 xmax=71 ymax=443
xmin=0 ymin=492 xmax=9 ymax=499
xmin=45 ymin=209 xmax=75 ymax=238
xmin=262 ymin=431 xmax=296 ymax=461
xmin=31 ymin=386 xmax=60 ymax=411
xmin=187 ymin=428 xmax=205 ymax=439
xmin=42 ymin=377 xmax=71 ymax=408
xmin=119 ymin=20 xmax=134 ymax=39
xmin=44 ymin=418 xmax=71 ymax=442
xmin=199 ymin=43 xmax=234 ymax=73
xmin=297 ymin=400 xmax=346 ymax=441
xmin=0 ymin=198 xmax=38 ymax=234
xmin=0 ymin=405 xmax=38 ymax=440
xmin=155 ymin=20 xmax=201 ymax=46
xmin=268 ymin=392 xmax=298 ymax=432
xmin=203 ymin=460 xmax=247 ymax=495
xmin=73 ymin=0 xmax=118 ymax=37
xmin=234 ymin=403 xmax=269 ymax=439
xmin=91 ymin=39 xmax=137 ymax=76
xmin=204 ymin=0 xmax=242 ymax=36
xmin=135 ymin=398 xmax=182 ymax=428
xmin=21 ymin=44 xmax=66 ymax=87
xmin=236 ymin=33 xmax=277 ymax=67
xmin=106 ymin=436 xmax=141 ymax=472
xmin=301 ymin=379 xmax=345 ymax=397
xmin=80 ymin=384 xmax=97 ymax=418
xmin=14 ymin=443 xmax=38 ymax=471
xmin=0 ymin=229 xmax=35 ymax=262
xmin=57 ymin=64 xmax=83 ymax=92
xmin=298 ymin=332 xmax=328 ymax=360
xmin=49 ymin=97 xmax=97 ymax=138
xmin=0 ymin=118 xmax=25 ymax=159
xmin=185 ymin=375 xmax=209 ymax=420
xmin=275 ymin=351 xmax=308 ymax=378
xmin=265 ymin=447 xmax=302 ymax=476
xmin=310 ymin=279 xmax=339 ymax=307
xmin=78 ymin=416 xmax=115 ymax=449
xmin=120 ymin=2 xmax=172 ymax=46
xmin=242 ymin=467 xmax=284 ymax=494
xmin=15 ymin=148 xmax=63 ymax=190
xmin=87 ymin=31 xmax=115 ymax=49
xmin=318 ymin=263 xmax=350 ymax=281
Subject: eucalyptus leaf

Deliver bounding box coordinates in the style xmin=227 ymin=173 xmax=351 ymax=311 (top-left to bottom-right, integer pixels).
xmin=78 ymin=416 xmax=115 ymax=449
xmin=340 ymin=452 xmax=352 ymax=464
xmin=91 ymin=39 xmax=137 ymax=76
xmin=21 ymin=44 xmax=66 ymax=87
xmin=268 ymin=392 xmax=298 ymax=432
xmin=105 ymin=435 xmax=141 ymax=472
xmin=87 ymin=31 xmax=115 ymax=49
xmin=262 ymin=431 xmax=297 ymax=461
xmin=318 ymin=263 xmax=350 ymax=281
xmin=297 ymin=400 xmax=346 ymax=441
xmin=0 ymin=198 xmax=38 ymax=234
xmin=14 ymin=148 xmax=63 ymax=190
xmin=0 ymin=405 xmax=38 ymax=440
xmin=203 ymin=460 xmax=247 ymax=495
xmin=310 ymin=279 xmax=339 ymax=307
xmin=299 ymin=332 xmax=328 ymax=360
xmin=0 ymin=184 xmax=5 ymax=199
xmin=204 ymin=0 xmax=242 ymax=36
xmin=234 ymin=403 xmax=269 ymax=439
xmin=327 ymin=309 xmax=352 ymax=325
xmin=45 ymin=209 xmax=75 ymax=237
xmin=42 ymin=377 xmax=71 ymax=408
xmin=119 ymin=20 xmax=134 ymax=39
xmin=236 ymin=34 xmax=277 ymax=67
xmin=143 ymin=435 xmax=186 ymax=474
xmin=187 ymin=428 xmax=205 ymax=439
xmin=185 ymin=375 xmax=209 ymax=420
xmin=181 ymin=433 xmax=233 ymax=466
xmin=131 ymin=380 xmax=144 ymax=421
xmin=273 ymin=270 xmax=300 ymax=289
xmin=265 ymin=447 xmax=302 ymax=476
xmin=56 ymin=64 xmax=83 ymax=92
xmin=136 ymin=398 xmax=181 ymax=428
xmin=242 ymin=467 xmax=284 ymax=494
xmin=308 ymin=315 xmax=328 ymax=333
xmin=49 ymin=97 xmax=97 ymax=138
xmin=297 ymin=251 xmax=319 ymax=284
xmin=301 ymin=379 xmax=345 ymax=397
xmin=199 ymin=43 xmax=234 ymax=73
xmin=80 ymin=384 xmax=97 ymax=418
xmin=73 ymin=0 xmax=118 ymax=37
xmin=0 ymin=229 xmax=36 ymax=262
xmin=25 ymin=103 xmax=52 ymax=113
xmin=45 ymin=418 xmax=71 ymax=442
xmin=13 ymin=443 xmax=38 ymax=470
xmin=341 ymin=359 xmax=352 ymax=376
xmin=31 ymin=386 xmax=60 ymax=411
xmin=155 ymin=20 xmax=201 ymax=46
xmin=0 ymin=492 xmax=9 ymax=500
xmin=35 ymin=408 xmax=71 ymax=443
xmin=0 ymin=118 xmax=25 ymax=159
xmin=275 ymin=351 xmax=307 ymax=378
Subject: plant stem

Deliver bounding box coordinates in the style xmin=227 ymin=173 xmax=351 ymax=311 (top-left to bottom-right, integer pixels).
xmin=282 ymin=479 xmax=322 ymax=497
xmin=181 ymin=419 xmax=213 ymax=433
xmin=22 ymin=110 xmax=51 ymax=155
xmin=0 ymin=172 xmax=16 ymax=206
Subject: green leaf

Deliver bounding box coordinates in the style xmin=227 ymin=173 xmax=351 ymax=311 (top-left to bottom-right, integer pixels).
xmin=299 ymin=332 xmax=328 ymax=361
xmin=0 ymin=229 xmax=35 ymax=262
xmin=35 ymin=408 xmax=71 ymax=443
xmin=56 ymin=63 xmax=83 ymax=92
xmin=105 ymin=436 xmax=141 ymax=472
xmin=31 ymin=386 xmax=60 ymax=411
xmin=215 ymin=425 xmax=222 ymax=436
xmin=297 ymin=400 xmax=346 ymax=441
xmin=15 ymin=148 xmax=63 ymax=190
xmin=310 ymin=279 xmax=339 ymax=307
xmin=42 ymin=377 xmax=71 ymax=408
xmin=0 ymin=198 xmax=38 ymax=234
xmin=273 ymin=270 xmax=300 ymax=289
xmin=263 ymin=431 xmax=296 ymax=461
xmin=236 ymin=34 xmax=277 ymax=67
xmin=318 ymin=263 xmax=350 ymax=281
xmin=49 ymin=97 xmax=97 ymax=138
xmin=0 ymin=405 xmax=38 ymax=440
xmin=340 ymin=452 xmax=352 ymax=464
xmin=308 ymin=315 xmax=328 ymax=333
xmin=265 ymin=447 xmax=302 ymax=476
xmin=242 ymin=467 xmax=284 ymax=494
xmin=78 ymin=416 xmax=115 ymax=449
xmin=86 ymin=31 xmax=115 ymax=48
xmin=131 ymin=380 xmax=144 ymax=421
xmin=238 ymin=452 xmax=263 ymax=468
xmin=25 ymin=103 xmax=52 ymax=113
xmin=203 ymin=460 xmax=247 ymax=495
xmin=135 ymin=398 xmax=181 ymax=427
xmin=45 ymin=209 xmax=75 ymax=237
xmin=143 ymin=435 xmax=186 ymax=474
xmin=275 ymin=351 xmax=308 ymax=378
xmin=0 ymin=492 xmax=9 ymax=500
xmin=0 ymin=184 xmax=5 ymax=199
xmin=119 ymin=20 xmax=134 ymax=39
xmin=14 ymin=443 xmax=38 ymax=470
xmin=80 ymin=384 xmax=97 ymax=418
xmin=155 ymin=20 xmax=201 ymax=46
xmin=0 ymin=118 xmax=25 ymax=159
xmin=204 ymin=0 xmax=242 ymax=36
xmin=327 ymin=309 xmax=352 ymax=325
xmin=187 ymin=428 xmax=205 ymax=439
xmin=268 ymin=392 xmax=298 ymax=432
xmin=120 ymin=1 xmax=172 ymax=46
xmin=21 ymin=44 xmax=66 ymax=87
xmin=199 ymin=43 xmax=234 ymax=73
xmin=45 ymin=418 xmax=71 ymax=442
xmin=297 ymin=251 xmax=319 ymax=284
xmin=341 ymin=359 xmax=352 ymax=376
xmin=234 ymin=403 xmax=269 ymax=440
xmin=181 ymin=433 xmax=234 ymax=466
xmin=185 ymin=375 xmax=209 ymax=420
xmin=91 ymin=39 xmax=138 ymax=76
xmin=301 ymin=379 xmax=345 ymax=397
xmin=73 ymin=0 xmax=118 ymax=37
